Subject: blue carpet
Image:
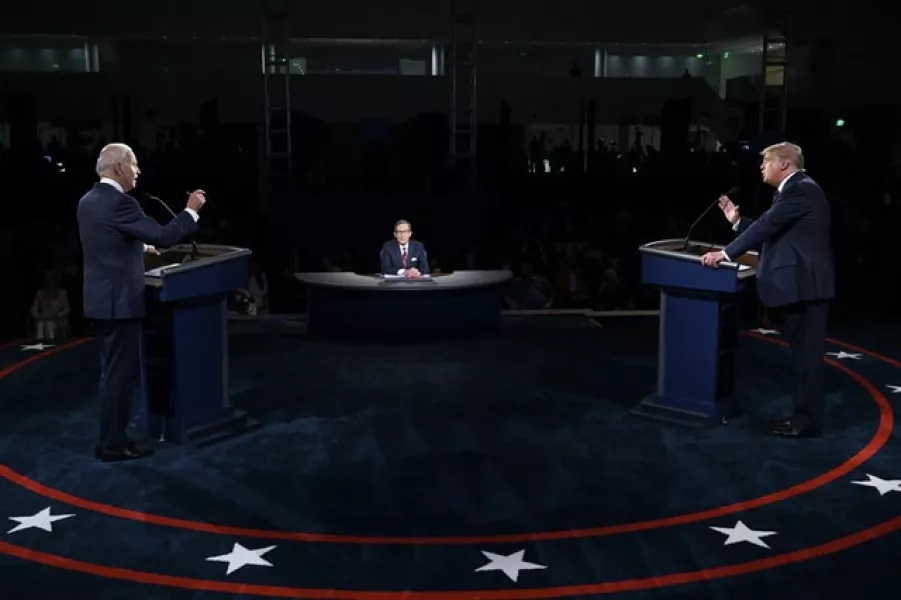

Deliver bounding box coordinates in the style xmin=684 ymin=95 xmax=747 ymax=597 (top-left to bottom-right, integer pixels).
xmin=1 ymin=315 xmax=899 ymax=599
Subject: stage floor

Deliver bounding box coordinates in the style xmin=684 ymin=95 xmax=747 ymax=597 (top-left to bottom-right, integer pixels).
xmin=0 ymin=314 xmax=899 ymax=599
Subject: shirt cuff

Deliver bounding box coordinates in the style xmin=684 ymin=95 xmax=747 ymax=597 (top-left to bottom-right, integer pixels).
xmin=397 ymin=269 xmax=405 ymax=275
xmin=723 ymin=251 xmax=731 ymax=261
xmin=731 ymin=220 xmax=740 ymax=231
xmin=185 ymin=208 xmax=200 ymax=222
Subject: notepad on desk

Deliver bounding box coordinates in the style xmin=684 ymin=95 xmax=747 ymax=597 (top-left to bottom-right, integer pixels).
xmin=380 ymin=274 xmax=434 ymax=282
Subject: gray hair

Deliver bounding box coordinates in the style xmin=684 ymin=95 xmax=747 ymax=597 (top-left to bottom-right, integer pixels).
xmin=95 ymin=143 xmax=133 ymax=176
xmin=761 ymin=142 xmax=805 ymax=170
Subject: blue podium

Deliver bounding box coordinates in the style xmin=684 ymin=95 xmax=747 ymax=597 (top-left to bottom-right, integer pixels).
xmin=635 ymin=239 xmax=758 ymax=426
xmin=140 ymin=243 xmax=259 ymax=445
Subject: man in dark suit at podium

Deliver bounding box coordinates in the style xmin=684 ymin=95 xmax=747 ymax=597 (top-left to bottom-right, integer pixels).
xmin=380 ymin=219 xmax=430 ymax=277
xmin=701 ymin=142 xmax=834 ymax=438
xmin=77 ymin=143 xmax=207 ymax=461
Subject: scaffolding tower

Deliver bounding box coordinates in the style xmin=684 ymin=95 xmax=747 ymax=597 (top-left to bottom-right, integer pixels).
xmin=262 ymin=2 xmax=293 ymax=199
xmin=449 ymin=0 xmax=477 ymax=186
xmin=758 ymin=31 xmax=789 ymax=136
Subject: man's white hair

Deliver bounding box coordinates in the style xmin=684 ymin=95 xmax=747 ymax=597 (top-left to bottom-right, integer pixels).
xmin=761 ymin=142 xmax=805 ymax=170
xmin=95 ymin=143 xmax=133 ymax=176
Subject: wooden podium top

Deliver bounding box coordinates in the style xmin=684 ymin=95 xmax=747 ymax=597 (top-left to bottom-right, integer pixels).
xmin=144 ymin=243 xmax=251 ymax=287
xmin=639 ymin=239 xmax=758 ymax=274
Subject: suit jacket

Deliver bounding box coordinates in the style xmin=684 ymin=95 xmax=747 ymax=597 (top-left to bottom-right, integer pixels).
xmin=379 ymin=239 xmax=430 ymax=275
xmin=77 ymin=182 xmax=198 ymax=320
xmin=724 ymin=172 xmax=835 ymax=308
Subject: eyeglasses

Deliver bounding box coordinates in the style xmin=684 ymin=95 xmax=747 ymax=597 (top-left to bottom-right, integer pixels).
xmin=395 ymin=229 xmax=411 ymax=234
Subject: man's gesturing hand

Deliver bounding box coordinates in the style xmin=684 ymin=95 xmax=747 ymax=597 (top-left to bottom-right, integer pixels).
xmin=186 ymin=189 xmax=207 ymax=213
xmin=718 ymin=195 xmax=740 ymax=225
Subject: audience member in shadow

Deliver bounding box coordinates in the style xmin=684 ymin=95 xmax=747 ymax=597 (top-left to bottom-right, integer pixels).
xmin=29 ymin=270 xmax=69 ymax=341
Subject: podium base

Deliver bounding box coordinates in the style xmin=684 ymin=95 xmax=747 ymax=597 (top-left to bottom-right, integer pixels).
xmin=142 ymin=408 xmax=262 ymax=447
xmin=631 ymin=394 xmax=725 ymax=428
xmin=184 ymin=409 xmax=261 ymax=447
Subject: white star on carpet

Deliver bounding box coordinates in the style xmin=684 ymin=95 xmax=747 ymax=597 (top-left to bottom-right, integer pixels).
xmin=885 ymin=385 xmax=901 ymax=394
xmin=710 ymin=520 xmax=777 ymax=549
xmin=20 ymin=343 xmax=54 ymax=352
xmin=851 ymin=474 xmax=901 ymax=496
xmin=7 ymin=507 xmax=74 ymax=534
xmin=474 ymin=549 xmax=547 ymax=582
xmin=826 ymin=351 xmax=862 ymax=360
xmin=206 ymin=543 xmax=277 ymax=575
xmin=750 ymin=328 xmax=780 ymax=335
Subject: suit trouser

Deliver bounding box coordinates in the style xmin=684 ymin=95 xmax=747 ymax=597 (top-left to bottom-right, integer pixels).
xmin=779 ymin=300 xmax=830 ymax=431
xmin=36 ymin=319 xmax=56 ymax=340
xmin=93 ymin=318 xmax=142 ymax=450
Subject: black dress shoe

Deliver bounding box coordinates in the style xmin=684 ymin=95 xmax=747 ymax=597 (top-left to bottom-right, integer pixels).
xmin=94 ymin=445 xmax=155 ymax=462
xmin=771 ymin=422 xmax=821 ymax=438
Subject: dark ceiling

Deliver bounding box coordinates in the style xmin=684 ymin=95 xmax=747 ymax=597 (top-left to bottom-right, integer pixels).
xmin=0 ymin=0 xmax=770 ymax=43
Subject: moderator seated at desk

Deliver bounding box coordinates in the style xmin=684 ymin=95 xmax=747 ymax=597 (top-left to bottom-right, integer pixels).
xmin=380 ymin=219 xmax=430 ymax=278
xmin=295 ymin=270 xmax=513 ymax=336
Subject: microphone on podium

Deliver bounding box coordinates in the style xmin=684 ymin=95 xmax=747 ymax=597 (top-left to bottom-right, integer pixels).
xmin=142 ymin=192 xmax=200 ymax=259
xmin=683 ymin=186 xmax=741 ymax=252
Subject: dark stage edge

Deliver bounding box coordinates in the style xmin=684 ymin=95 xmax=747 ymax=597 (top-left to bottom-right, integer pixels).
xmin=1 ymin=314 xmax=900 ymax=600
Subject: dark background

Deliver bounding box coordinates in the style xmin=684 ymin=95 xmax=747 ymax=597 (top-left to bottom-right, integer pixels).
xmin=1 ymin=0 xmax=898 ymax=338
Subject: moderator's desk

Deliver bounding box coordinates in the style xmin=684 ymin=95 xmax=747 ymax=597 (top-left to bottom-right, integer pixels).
xmin=295 ymin=270 xmax=513 ymax=337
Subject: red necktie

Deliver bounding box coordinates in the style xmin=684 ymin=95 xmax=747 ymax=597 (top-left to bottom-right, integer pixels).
xmin=401 ymin=248 xmax=408 ymax=268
